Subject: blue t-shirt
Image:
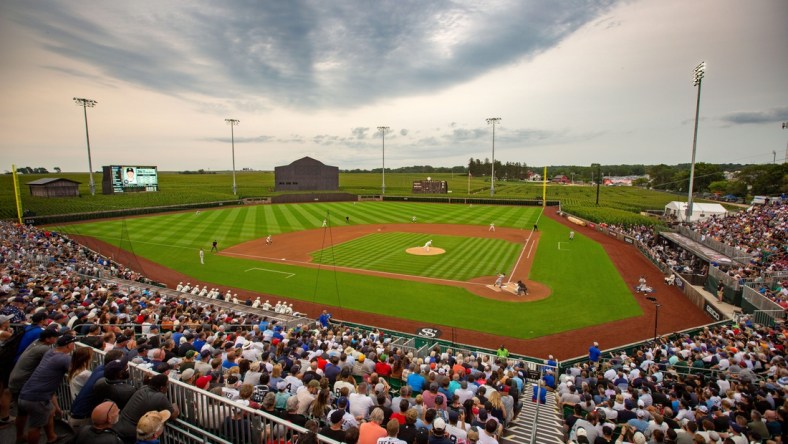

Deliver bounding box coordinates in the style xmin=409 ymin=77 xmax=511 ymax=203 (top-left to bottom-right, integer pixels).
xmin=15 ymin=325 xmax=43 ymax=362
xmin=589 ymin=346 xmax=601 ymax=362
xmin=407 ymin=373 xmax=426 ymax=392
xmin=20 ymin=349 xmax=71 ymax=402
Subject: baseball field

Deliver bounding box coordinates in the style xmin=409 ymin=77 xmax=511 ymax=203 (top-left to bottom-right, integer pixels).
xmin=52 ymin=201 xmax=643 ymax=341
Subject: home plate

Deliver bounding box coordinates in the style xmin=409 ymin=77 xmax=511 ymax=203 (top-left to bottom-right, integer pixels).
xmin=486 ymin=285 xmax=502 ymax=292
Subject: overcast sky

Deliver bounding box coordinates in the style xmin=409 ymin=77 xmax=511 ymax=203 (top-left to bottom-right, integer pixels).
xmin=1 ymin=0 xmax=787 ymax=172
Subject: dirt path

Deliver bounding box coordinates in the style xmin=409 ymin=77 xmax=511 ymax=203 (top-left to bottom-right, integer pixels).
xmin=71 ymin=208 xmax=711 ymax=360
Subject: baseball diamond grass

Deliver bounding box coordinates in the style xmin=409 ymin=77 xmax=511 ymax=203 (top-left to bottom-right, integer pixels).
xmin=51 ymin=201 xmax=641 ymax=339
xmin=311 ymin=233 xmax=520 ymax=281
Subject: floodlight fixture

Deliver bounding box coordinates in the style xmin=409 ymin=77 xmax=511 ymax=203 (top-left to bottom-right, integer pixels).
xmin=225 ymin=118 xmax=240 ymax=195
xmin=686 ymin=61 xmax=705 ymax=221
xmin=486 ymin=117 xmax=501 ymax=196
xmin=377 ymin=126 xmax=390 ymax=195
xmin=73 ymin=97 xmax=98 ymax=196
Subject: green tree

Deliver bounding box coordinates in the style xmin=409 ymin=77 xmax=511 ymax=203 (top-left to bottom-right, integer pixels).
xmin=647 ymin=164 xmax=676 ymax=190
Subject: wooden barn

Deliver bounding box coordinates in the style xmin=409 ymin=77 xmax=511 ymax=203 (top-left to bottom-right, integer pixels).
xmin=274 ymin=157 xmax=339 ymax=191
xmin=27 ymin=178 xmax=81 ymax=198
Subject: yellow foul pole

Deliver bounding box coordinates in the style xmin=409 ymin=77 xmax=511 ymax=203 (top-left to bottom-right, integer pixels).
xmin=542 ymin=166 xmax=547 ymax=208
xmin=12 ymin=165 xmax=23 ymax=224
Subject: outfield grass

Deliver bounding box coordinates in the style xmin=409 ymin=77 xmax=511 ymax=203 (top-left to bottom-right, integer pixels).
xmin=53 ymin=201 xmax=642 ymax=339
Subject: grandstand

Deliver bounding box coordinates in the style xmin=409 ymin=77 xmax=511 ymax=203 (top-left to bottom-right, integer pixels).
xmin=0 ymin=199 xmax=785 ymax=444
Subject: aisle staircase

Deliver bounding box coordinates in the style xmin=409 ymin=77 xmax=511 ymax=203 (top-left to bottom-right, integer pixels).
xmin=500 ymin=385 xmax=564 ymax=444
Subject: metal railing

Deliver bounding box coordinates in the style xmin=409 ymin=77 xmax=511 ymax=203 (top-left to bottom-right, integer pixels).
xmin=62 ymin=343 xmax=341 ymax=444
xmin=676 ymin=225 xmax=755 ymax=266
xmin=741 ymin=285 xmax=785 ymax=326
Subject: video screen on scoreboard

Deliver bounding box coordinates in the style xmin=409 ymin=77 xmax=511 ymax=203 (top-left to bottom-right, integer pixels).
xmin=107 ymin=165 xmax=158 ymax=193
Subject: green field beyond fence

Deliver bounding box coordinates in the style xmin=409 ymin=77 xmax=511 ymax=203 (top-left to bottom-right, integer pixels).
xmin=3 ymin=171 xmax=697 ymax=226
xmin=52 ymin=201 xmax=641 ymax=339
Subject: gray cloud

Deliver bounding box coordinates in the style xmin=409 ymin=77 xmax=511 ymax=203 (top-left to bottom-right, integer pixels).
xmin=400 ymin=129 xmax=409 ymax=136
xmin=8 ymin=0 xmax=619 ymax=112
xmin=351 ymin=127 xmax=370 ymax=139
xmin=718 ymin=106 xmax=788 ymax=125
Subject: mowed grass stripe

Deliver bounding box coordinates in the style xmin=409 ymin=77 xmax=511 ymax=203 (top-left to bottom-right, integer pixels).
xmin=289 ymin=203 xmax=324 ymax=230
xmin=311 ymin=232 xmax=520 ymax=281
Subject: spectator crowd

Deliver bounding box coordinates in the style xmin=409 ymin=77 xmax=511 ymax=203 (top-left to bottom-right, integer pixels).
xmin=559 ymin=319 xmax=786 ymax=443
xmin=0 ymin=220 xmax=528 ymax=444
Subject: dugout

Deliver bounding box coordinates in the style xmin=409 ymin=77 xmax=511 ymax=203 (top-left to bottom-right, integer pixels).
xmin=274 ymin=157 xmax=339 ymax=191
xmin=27 ymin=178 xmax=81 ymax=198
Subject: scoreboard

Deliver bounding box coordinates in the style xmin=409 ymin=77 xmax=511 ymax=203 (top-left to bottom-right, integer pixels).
xmin=412 ymin=179 xmax=448 ymax=194
xmin=102 ymin=165 xmax=159 ymax=194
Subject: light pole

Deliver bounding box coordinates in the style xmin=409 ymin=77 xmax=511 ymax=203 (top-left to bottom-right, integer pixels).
xmin=225 ymin=119 xmax=240 ymax=195
xmin=686 ymin=61 xmax=706 ymax=222
xmin=73 ymin=97 xmax=98 ymax=196
xmin=486 ymin=117 xmax=501 ymax=196
xmin=377 ymin=126 xmax=389 ymax=194
xmin=782 ymin=122 xmax=788 ymax=163
xmin=646 ymin=296 xmax=661 ymax=341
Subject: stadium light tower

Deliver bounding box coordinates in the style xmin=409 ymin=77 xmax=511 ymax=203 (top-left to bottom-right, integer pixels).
xmin=685 ymin=61 xmax=705 ymax=222
xmin=645 ymin=296 xmax=661 ymax=341
xmin=377 ymin=126 xmax=390 ymax=195
xmin=782 ymin=122 xmax=788 ymax=163
xmin=486 ymin=117 xmax=501 ymax=196
xmin=225 ymin=118 xmax=240 ymax=195
xmin=73 ymin=97 xmax=98 ymax=196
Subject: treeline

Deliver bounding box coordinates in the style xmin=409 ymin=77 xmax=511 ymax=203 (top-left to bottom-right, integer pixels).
xmin=344 ymin=165 xmax=467 ymax=174
xmin=178 ymin=169 xmax=217 ymax=175
xmin=346 ymin=159 xmax=788 ymax=196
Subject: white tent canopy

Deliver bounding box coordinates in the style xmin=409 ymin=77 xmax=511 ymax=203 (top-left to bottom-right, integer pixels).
xmin=664 ymin=201 xmax=727 ymax=223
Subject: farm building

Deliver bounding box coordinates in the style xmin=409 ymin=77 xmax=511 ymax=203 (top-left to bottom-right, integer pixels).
xmin=274 ymin=156 xmax=339 ymax=191
xmin=663 ymin=201 xmax=727 ymax=223
xmin=27 ymin=178 xmax=81 ymax=198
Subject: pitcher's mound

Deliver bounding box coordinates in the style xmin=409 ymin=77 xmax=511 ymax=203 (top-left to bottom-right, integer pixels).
xmin=406 ymin=247 xmax=446 ymax=256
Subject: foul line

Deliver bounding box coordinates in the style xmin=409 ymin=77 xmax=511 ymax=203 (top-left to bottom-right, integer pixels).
xmin=244 ymin=268 xmax=296 ymax=279
xmin=223 ymin=251 xmax=486 ymax=287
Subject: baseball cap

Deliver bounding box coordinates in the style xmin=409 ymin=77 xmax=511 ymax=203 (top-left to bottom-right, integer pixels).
xmin=57 ymin=335 xmax=77 ymax=347
xmin=330 ymin=409 xmax=344 ymax=424
xmin=697 ymin=405 xmax=709 ymax=413
xmin=200 ymin=349 xmax=212 ymax=358
xmin=136 ymin=410 xmax=171 ymax=440
xmin=185 ymin=350 xmax=198 ymax=359
xmin=105 ymin=358 xmax=129 ymax=379
xmin=448 ymin=410 xmax=459 ymax=423
xmin=180 ymin=368 xmax=195 ymax=381
xmin=433 ymin=417 xmax=446 ymax=432
xmin=277 ymin=381 xmax=288 ymax=391
xmin=196 ymin=375 xmax=213 ymax=389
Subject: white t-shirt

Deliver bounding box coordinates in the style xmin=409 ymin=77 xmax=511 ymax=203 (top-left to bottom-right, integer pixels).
xmin=348 ymin=393 xmax=374 ymax=419
xmin=377 ymin=437 xmax=406 ymax=444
